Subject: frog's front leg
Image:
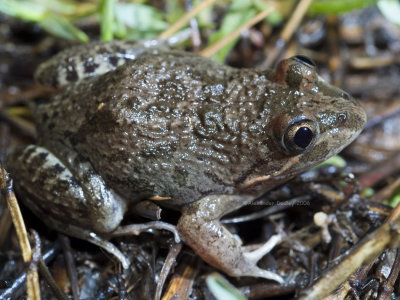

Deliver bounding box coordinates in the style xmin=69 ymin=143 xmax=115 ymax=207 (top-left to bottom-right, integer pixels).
xmin=177 ymin=195 xmax=284 ymax=283
xmin=8 ymin=145 xmax=130 ymax=268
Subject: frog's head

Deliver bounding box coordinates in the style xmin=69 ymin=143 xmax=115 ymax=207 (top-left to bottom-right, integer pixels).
xmin=240 ymin=56 xmax=366 ymax=193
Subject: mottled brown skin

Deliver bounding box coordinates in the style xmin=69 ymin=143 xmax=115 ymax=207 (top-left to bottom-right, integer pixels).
xmin=8 ymin=44 xmax=366 ymax=281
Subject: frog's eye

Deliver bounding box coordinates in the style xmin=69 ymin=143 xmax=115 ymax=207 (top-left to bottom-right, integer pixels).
xmin=275 ymin=118 xmax=319 ymax=154
xmin=293 ymin=55 xmax=316 ymax=68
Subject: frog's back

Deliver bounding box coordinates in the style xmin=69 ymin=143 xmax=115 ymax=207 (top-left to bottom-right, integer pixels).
xmin=36 ymin=51 xmax=274 ymax=205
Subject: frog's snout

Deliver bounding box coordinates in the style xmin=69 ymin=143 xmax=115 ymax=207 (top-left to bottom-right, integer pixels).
xmin=346 ymin=101 xmax=367 ymax=133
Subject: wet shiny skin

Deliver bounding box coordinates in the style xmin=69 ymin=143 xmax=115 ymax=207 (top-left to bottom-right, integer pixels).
xmin=8 ymin=42 xmax=366 ymax=280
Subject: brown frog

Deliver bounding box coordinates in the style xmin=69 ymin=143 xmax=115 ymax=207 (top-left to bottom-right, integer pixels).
xmin=8 ymin=41 xmax=366 ymax=282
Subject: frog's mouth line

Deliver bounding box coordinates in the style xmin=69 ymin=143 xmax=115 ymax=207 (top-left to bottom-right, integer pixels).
xmin=240 ymin=156 xmax=300 ymax=189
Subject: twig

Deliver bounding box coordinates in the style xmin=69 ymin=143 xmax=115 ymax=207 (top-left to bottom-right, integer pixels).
xmin=0 ymin=245 xmax=60 ymax=299
xmin=38 ymin=259 xmax=68 ymax=300
xmin=200 ymin=6 xmax=275 ymax=58
xmin=59 ymin=235 xmax=79 ymax=300
xmin=31 ymin=230 xmax=68 ymax=300
xmin=161 ymin=252 xmax=199 ymax=300
xmin=358 ymin=152 xmax=400 ymax=188
xmin=0 ymin=111 xmax=36 ymax=140
xmin=263 ymin=0 xmax=314 ymax=67
xmin=299 ymin=197 xmax=400 ymax=299
xmin=377 ymin=248 xmax=400 ymax=300
xmin=370 ymin=177 xmax=400 ymax=204
xmin=239 ymin=283 xmax=295 ymax=298
xmin=364 ymin=97 xmax=400 ymax=130
xmin=185 ymin=0 xmax=202 ymax=51
xmin=154 ymin=242 xmax=182 ymax=300
xmin=2 ymin=169 xmax=40 ymax=299
xmin=159 ymin=0 xmax=217 ymax=39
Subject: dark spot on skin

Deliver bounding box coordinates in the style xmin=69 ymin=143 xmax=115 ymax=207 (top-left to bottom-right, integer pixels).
xmin=42 ymin=113 xmax=49 ymax=123
xmin=257 ymin=115 xmax=261 ymax=119
xmin=58 ymin=179 xmax=71 ymax=191
xmin=84 ymin=61 xmax=99 ymax=74
xmin=53 ymin=163 xmax=66 ymax=174
xmin=38 ymin=152 xmax=49 ymax=161
xmin=24 ymin=147 xmax=36 ymax=159
xmin=310 ymin=99 xmax=321 ymax=105
xmin=51 ymin=75 xmax=58 ymax=88
xmin=66 ymin=66 xmax=78 ymax=82
xmin=68 ymin=177 xmax=80 ymax=188
xmin=63 ymin=130 xmax=73 ymax=138
xmin=109 ymin=56 xmax=119 ymax=67
xmin=70 ymin=137 xmax=78 ymax=147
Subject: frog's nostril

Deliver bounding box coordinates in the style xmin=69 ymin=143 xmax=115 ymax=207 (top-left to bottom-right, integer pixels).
xmin=337 ymin=113 xmax=347 ymax=123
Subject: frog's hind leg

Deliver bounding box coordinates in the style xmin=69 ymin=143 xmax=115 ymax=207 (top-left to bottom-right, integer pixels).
xmin=177 ymin=194 xmax=284 ymax=283
xmin=8 ymin=144 xmax=130 ymax=268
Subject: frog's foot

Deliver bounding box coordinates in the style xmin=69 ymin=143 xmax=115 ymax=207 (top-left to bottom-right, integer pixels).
xmin=177 ymin=195 xmax=284 ymax=283
xmin=110 ymin=221 xmax=181 ymax=243
xmin=45 ymin=216 xmax=131 ymax=269
xmin=242 ymin=234 xmax=284 ymax=282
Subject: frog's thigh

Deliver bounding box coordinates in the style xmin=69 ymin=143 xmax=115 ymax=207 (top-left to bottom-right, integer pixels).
xmin=177 ymin=195 xmax=283 ymax=282
xmin=9 ymin=145 xmax=125 ymax=233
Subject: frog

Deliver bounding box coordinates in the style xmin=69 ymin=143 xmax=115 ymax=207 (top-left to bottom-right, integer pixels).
xmin=8 ymin=40 xmax=366 ymax=283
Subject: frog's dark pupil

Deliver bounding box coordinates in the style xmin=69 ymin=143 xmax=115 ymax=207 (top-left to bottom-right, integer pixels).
xmin=294 ymin=127 xmax=313 ymax=148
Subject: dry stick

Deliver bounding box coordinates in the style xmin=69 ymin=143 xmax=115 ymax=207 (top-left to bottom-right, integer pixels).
xmin=0 ymin=120 xmax=11 ymax=248
xmin=263 ymin=0 xmax=314 ymax=68
xmin=200 ymin=7 xmax=275 ymax=58
xmin=59 ymin=235 xmax=79 ymax=300
xmin=370 ymin=177 xmax=400 ymax=204
xmin=0 ymin=245 xmax=60 ymax=299
xmin=0 ymin=111 xmax=36 ymax=140
xmin=0 ymin=208 xmax=11 ymax=248
xmin=32 ymin=230 xmax=68 ymax=300
xmin=185 ymin=0 xmax=202 ymax=51
xmin=364 ymin=97 xmax=400 ymax=130
xmin=161 ymin=254 xmax=200 ymax=300
xmin=158 ymin=0 xmax=217 ymax=39
xmin=154 ymin=242 xmax=183 ymax=300
xmin=239 ymin=283 xmax=295 ymax=299
xmin=386 ymin=197 xmax=400 ymax=223
xmin=299 ymin=199 xmax=400 ymax=300
xmin=2 ymin=170 xmax=40 ymax=300
xmin=377 ymin=248 xmax=400 ymax=300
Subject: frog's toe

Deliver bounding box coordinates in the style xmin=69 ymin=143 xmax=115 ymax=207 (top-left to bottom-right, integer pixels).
xmin=242 ymin=234 xmax=284 ymax=283
xmin=249 ymin=267 xmax=284 ymax=283
xmin=243 ymin=234 xmax=283 ymax=264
